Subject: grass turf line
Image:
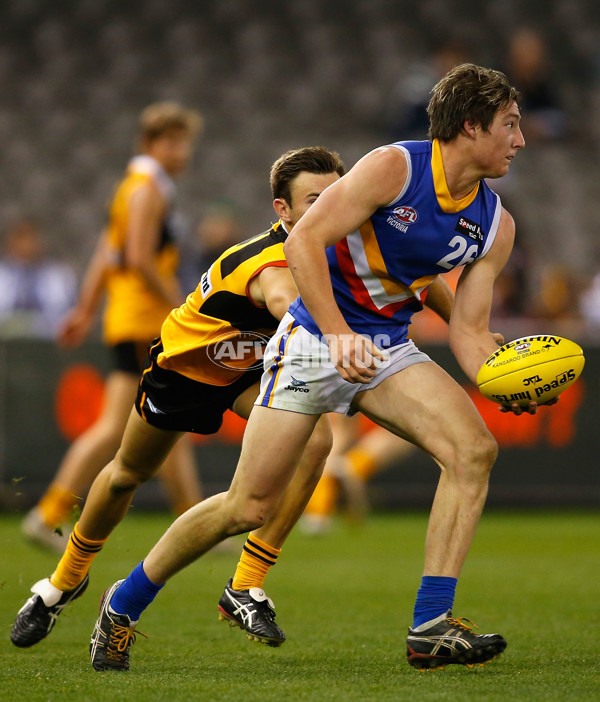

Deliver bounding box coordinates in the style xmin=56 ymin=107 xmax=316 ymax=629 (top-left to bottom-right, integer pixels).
xmin=1 ymin=511 xmax=599 ymax=701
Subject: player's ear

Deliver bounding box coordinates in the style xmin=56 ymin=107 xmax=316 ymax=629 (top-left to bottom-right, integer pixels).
xmin=273 ymin=198 xmax=291 ymax=222
xmin=463 ymin=119 xmax=479 ymax=139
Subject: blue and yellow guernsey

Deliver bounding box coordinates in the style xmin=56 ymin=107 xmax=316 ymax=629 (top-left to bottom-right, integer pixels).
xmin=289 ymin=139 xmax=502 ymax=347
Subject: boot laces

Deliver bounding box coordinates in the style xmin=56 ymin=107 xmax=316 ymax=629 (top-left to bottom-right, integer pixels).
xmin=106 ymin=623 xmax=148 ymax=661
xmin=447 ymin=616 xmax=478 ymax=633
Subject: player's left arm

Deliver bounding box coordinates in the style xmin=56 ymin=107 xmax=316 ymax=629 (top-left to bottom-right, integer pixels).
xmin=424 ymin=274 xmax=504 ymax=345
xmin=423 ymin=275 xmax=454 ymax=324
xmin=449 ymin=208 xmax=515 ymax=384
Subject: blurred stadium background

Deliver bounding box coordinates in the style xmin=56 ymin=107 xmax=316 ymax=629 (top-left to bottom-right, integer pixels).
xmin=0 ymin=0 xmax=599 ymax=511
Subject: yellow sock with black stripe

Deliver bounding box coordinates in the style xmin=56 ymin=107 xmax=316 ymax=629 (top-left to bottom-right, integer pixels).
xmin=50 ymin=522 xmax=107 ymax=592
xmin=231 ymin=532 xmax=281 ymax=591
xmin=37 ymin=483 xmax=79 ymax=528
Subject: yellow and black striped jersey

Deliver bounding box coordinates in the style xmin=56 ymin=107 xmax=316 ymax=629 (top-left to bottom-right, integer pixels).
xmin=157 ymin=220 xmax=288 ymax=385
xmin=103 ymin=155 xmax=180 ymax=345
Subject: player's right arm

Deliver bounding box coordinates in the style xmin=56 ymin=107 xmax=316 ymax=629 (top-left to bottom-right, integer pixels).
xmin=124 ymin=182 xmax=182 ymax=309
xmin=57 ymin=230 xmax=112 ymax=348
xmin=284 ymin=147 xmax=408 ymax=383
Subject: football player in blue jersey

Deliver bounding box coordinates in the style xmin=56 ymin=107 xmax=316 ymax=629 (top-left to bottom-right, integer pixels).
xmin=87 ymin=64 xmax=533 ymax=672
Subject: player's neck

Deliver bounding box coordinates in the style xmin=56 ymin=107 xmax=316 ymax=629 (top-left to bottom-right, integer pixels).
xmin=438 ymin=140 xmax=482 ymax=200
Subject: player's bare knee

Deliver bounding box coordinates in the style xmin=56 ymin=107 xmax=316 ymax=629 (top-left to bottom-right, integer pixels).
xmin=223 ymin=511 xmax=266 ymax=536
xmin=458 ymin=430 xmax=497 ymax=479
xmin=474 ymin=429 xmax=498 ymax=471
xmin=441 ymin=428 xmax=497 ymax=481
xmin=240 ymin=498 xmax=276 ymax=531
xmin=243 ymin=496 xmax=277 ymax=530
xmin=223 ymin=493 xmax=277 ymax=534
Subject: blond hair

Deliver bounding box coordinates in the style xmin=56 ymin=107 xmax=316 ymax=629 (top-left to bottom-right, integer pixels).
xmin=139 ymin=101 xmax=203 ymax=142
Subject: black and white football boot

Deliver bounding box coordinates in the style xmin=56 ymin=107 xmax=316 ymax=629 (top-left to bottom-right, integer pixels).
xmin=218 ymin=578 xmax=286 ymax=647
xmin=406 ymin=610 xmax=507 ymax=671
xmin=11 ymin=575 xmax=89 ymax=648
xmin=90 ymin=580 xmax=147 ymax=671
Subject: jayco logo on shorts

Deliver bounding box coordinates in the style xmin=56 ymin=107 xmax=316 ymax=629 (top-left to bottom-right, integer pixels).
xmin=284 ymin=376 xmax=310 ymax=393
xmin=207 ymin=331 xmax=270 ymax=371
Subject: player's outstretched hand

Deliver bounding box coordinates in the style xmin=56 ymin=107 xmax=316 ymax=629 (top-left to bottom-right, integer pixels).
xmin=56 ymin=306 xmax=94 ymax=348
xmin=326 ymin=332 xmax=389 ymax=384
xmin=499 ymin=396 xmax=560 ymax=415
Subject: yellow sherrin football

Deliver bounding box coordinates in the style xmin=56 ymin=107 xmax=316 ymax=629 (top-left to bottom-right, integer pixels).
xmin=476 ymin=335 xmax=585 ymax=407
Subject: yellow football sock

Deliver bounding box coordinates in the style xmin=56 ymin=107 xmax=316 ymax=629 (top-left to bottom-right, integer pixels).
xmin=304 ymin=473 xmax=339 ymax=517
xmin=50 ymin=522 xmax=107 ymax=592
xmin=231 ymin=532 xmax=281 ymax=591
xmin=346 ymin=448 xmax=378 ymax=481
xmin=37 ymin=483 xmax=79 ymax=528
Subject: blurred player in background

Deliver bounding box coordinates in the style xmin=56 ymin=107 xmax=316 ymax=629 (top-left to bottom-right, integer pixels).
xmin=21 ymin=102 xmax=203 ymax=551
xmin=504 ymin=28 xmax=565 ymax=142
xmin=82 ymin=64 xmax=531 ymax=673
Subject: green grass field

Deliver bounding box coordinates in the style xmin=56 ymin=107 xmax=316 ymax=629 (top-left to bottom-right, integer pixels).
xmin=1 ymin=510 xmax=599 ymax=701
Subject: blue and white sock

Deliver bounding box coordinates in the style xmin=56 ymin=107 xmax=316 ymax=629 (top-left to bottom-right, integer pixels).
xmin=109 ymin=561 xmax=164 ymax=622
xmin=412 ymin=575 xmax=457 ymax=629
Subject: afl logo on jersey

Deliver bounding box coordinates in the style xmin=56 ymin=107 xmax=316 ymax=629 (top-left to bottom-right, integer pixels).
xmin=392 ymin=206 xmax=418 ymax=224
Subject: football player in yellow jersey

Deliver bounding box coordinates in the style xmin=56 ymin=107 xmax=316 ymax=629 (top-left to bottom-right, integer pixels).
xmin=21 ymin=103 xmax=204 ymax=551
xmin=12 ymin=146 xmax=454 ymax=661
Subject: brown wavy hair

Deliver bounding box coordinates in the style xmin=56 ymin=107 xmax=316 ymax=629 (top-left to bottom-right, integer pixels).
xmin=428 ymin=63 xmax=520 ymax=141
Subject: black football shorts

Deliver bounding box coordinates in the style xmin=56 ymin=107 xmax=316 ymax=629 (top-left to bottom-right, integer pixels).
xmin=135 ymin=340 xmax=262 ymax=435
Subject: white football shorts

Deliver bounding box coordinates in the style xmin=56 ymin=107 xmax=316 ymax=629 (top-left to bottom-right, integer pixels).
xmin=256 ymin=312 xmax=432 ymax=415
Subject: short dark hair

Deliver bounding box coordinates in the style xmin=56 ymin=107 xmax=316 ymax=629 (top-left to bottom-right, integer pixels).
xmin=270 ymin=146 xmax=346 ymax=206
xmin=427 ymin=64 xmax=520 ymax=141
